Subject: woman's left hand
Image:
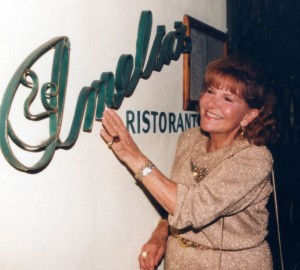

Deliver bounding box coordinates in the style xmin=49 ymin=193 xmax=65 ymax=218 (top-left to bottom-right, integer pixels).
xmin=139 ymin=236 xmax=166 ymax=270
xmin=100 ymin=109 xmax=147 ymax=170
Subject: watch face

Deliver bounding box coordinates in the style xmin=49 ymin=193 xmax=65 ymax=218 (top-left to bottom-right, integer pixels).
xmin=142 ymin=167 xmax=152 ymax=177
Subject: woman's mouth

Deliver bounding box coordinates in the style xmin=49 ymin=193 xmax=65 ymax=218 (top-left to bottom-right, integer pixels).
xmin=206 ymin=111 xmax=222 ymax=119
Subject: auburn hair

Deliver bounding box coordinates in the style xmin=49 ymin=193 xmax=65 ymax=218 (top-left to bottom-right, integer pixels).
xmin=203 ymin=55 xmax=278 ymax=146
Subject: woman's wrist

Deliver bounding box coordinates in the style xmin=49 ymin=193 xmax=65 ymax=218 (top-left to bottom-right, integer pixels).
xmin=158 ymin=218 xmax=168 ymax=225
xmin=124 ymin=152 xmax=148 ymax=172
xmin=152 ymin=218 xmax=169 ymax=240
xmin=134 ymin=160 xmax=156 ymax=181
xmin=123 ymin=152 xmax=156 ymax=182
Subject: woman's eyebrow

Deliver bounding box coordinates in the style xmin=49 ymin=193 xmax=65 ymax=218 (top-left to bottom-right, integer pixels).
xmin=222 ymin=92 xmax=240 ymax=100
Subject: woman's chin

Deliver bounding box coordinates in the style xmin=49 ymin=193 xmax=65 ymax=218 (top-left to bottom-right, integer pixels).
xmin=200 ymin=123 xmax=214 ymax=133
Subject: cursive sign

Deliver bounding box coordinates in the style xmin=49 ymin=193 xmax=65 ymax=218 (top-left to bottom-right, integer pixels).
xmin=0 ymin=11 xmax=191 ymax=173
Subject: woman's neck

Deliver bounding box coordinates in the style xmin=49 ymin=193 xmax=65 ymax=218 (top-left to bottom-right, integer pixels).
xmin=207 ymin=134 xmax=237 ymax=152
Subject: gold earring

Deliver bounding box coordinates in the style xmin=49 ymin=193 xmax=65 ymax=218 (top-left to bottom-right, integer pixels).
xmin=239 ymin=126 xmax=245 ymax=140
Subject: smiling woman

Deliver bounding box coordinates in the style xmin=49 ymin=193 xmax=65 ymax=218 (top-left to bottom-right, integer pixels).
xmin=199 ymin=86 xmax=258 ymax=151
xmin=100 ymin=55 xmax=279 ymax=270
xmin=201 ymin=56 xmax=278 ymax=147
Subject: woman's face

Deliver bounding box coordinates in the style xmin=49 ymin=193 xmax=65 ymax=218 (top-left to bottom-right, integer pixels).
xmin=199 ymin=87 xmax=258 ymax=139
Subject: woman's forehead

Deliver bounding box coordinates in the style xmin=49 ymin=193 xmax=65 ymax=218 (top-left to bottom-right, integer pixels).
xmin=208 ymin=86 xmax=242 ymax=98
xmin=206 ymin=71 xmax=245 ymax=95
xmin=209 ymin=86 xmax=235 ymax=94
xmin=206 ymin=79 xmax=245 ymax=97
xmin=207 ymin=82 xmax=243 ymax=97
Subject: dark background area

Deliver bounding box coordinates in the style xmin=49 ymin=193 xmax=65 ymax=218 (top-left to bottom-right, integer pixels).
xmin=227 ymin=1 xmax=300 ymax=269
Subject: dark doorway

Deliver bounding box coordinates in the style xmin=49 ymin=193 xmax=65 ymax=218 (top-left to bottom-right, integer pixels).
xmin=227 ymin=1 xmax=300 ymax=269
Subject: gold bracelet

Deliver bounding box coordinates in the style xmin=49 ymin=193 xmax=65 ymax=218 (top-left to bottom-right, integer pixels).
xmin=158 ymin=218 xmax=168 ymax=225
xmin=134 ymin=160 xmax=156 ymax=181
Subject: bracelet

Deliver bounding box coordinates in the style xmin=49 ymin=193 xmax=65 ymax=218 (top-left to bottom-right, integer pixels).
xmin=158 ymin=218 xmax=168 ymax=225
xmin=134 ymin=160 xmax=156 ymax=181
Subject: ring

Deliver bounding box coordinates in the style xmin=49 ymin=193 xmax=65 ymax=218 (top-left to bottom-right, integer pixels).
xmin=113 ymin=134 xmax=120 ymax=142
xmin=107 ymin=140 xmax=114 ymax=149
xmin=141 ymin=251 xmax=148 ymax=258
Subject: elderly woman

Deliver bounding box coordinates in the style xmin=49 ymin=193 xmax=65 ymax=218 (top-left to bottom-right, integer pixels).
xmin=100 ymin=56 xmax=278 ymax=270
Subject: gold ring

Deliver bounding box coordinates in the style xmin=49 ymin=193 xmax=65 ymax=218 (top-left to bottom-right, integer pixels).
xmin=141 ymin=251 xmax=148 ymax=258
xmin=107 ymin=141 xmax=114 ymax=149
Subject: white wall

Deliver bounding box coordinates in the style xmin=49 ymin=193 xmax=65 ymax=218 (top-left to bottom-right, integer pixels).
xmin=0 ymin=1 xmax=226 ymax=269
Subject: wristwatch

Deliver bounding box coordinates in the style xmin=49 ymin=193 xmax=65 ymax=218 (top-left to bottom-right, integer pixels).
xmin=135 ymin=160 xmax=156 ymax=181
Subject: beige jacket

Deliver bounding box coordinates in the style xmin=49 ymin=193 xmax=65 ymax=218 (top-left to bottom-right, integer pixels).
xmin=168 ymin=128 xmax=273 ymax=251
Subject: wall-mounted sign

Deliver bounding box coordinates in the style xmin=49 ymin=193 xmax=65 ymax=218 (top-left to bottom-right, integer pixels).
xmin=126 ymin=110 xmax=199 ymax=134
xmin=0 ymin=11 xmax=191 ymax=173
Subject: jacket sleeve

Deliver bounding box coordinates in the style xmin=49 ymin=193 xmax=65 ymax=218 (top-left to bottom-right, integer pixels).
xmin=169 ymin=145 xmax=273 ymax=230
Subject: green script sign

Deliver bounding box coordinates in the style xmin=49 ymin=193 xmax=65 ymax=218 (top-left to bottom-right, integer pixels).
xmin=0 ymin=11 xmax=191 ymax=173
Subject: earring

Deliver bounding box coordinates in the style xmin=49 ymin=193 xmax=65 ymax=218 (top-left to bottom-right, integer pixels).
xmin=239 ymin=126 xmax=245 ymax=140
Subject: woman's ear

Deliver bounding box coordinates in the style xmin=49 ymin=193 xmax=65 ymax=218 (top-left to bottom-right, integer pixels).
xmin=241 ymin=109 xmax=259 ymax=127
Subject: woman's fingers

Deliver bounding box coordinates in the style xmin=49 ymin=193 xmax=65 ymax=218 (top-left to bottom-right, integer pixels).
xmin=154 ymin=246 xmax=165 ymax=265
xmin=138 ymin=242 xmax=163 ymax=270
xmin=139 ymin=252 xmax=155 ymax=270
xmin=101 ymin=110 xmax=125 ymax=146
xmin=138 ymin=250 xmax=147 ymax=269
xmin=101 ymin=110 xmax=121 ymax=138
xmin=106 ymin=109 xmax=133 ymax=144
xmin=101 ymin=109 xmax=132 ymax=145
xmin=99 ymin=128 xmax=111 ymax=142
xmin=107 ymin=109 xmax=129 ymax=133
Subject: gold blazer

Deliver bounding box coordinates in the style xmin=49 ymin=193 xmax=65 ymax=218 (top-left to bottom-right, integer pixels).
xmin=168 ymin=127 xmax=273 ymax=251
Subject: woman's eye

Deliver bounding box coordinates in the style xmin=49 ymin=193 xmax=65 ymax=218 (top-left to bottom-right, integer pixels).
xmin=224 ymin=97 xmax=234 ymax=102
xmin=207 ymin=89 xmax=214 ymax=94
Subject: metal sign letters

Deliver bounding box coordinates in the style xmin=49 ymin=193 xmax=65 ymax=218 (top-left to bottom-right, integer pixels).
xmin=0 ymin=11 xmax=191 ymax=173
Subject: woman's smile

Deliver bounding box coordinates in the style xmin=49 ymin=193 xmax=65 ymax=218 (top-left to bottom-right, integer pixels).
xmin=205 ymin=111 xmax=223 ymax=120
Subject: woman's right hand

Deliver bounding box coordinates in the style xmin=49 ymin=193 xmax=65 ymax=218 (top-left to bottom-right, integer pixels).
xmin=139 ymin=220 xmax=169 ymax=270
xmin=100 ymin=109 xmax=146 ymax=168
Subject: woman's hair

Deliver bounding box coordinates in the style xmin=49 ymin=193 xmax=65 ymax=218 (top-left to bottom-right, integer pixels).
xmin=203 ymin=55 xmax=278 ymax=146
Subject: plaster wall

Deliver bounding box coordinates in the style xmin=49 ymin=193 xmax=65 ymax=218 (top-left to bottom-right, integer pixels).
xmin=0 ymin=1 xmax=226 ymax=269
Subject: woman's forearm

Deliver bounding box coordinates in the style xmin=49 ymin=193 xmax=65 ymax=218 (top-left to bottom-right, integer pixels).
xmin=140 ymin=166 xmax=177 ymax=215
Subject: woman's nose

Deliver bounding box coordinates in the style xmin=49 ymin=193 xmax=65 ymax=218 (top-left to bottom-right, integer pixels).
xmin=207 ymin=95 xmax=219 ymax=108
